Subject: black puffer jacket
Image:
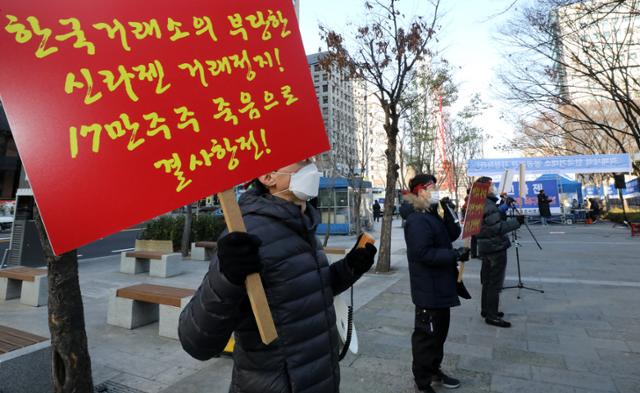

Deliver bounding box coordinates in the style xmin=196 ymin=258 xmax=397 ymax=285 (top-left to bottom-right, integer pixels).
xmin=399 ymin=194 xmax=461 ymax=309
xmin=178 ymin=189 xmax=361 ymax=393
xmin=537 ymin=193 xmax=552 ymax=217
xmin=475 ymin=195 xmax=521 ymax=256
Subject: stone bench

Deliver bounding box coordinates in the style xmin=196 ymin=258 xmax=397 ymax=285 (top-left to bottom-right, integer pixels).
xmin=190 ymin=241 xmax=217 ymax=261
xmin=120 ymin=251 xmax=182 ymax=277
xmin=0 ymin=267 xmax=48 ymax=307
xmin=0 ymin=324 xmax=52 ymax=393
xmin=107 ymin=284 xmax=195 ymax=339
xmin=120 ymin=239 xmax=182 ymax=277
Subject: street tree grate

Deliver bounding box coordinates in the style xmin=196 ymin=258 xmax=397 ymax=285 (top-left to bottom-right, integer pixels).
xmin=95 ymin=381 xmax=147 ymax=393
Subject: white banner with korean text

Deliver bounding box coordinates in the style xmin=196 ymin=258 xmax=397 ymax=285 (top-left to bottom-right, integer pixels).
xmin=467 ymin=154 xmax=632 ymax=176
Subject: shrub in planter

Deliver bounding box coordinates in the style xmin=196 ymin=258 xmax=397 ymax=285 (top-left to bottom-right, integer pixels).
xmin=139 ymin=214 xmax=226 ymax=251
xmin=192 ymin=214 xmax=226 ymax=242
xmin=139 ymin=215 xmax=185 ymax=251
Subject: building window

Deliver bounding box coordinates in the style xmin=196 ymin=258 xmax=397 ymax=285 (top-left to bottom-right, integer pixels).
xmin=323 ymin=96 xmax=329 ymax=104
xmin=322 ymin=84 xmax=328 ymax=93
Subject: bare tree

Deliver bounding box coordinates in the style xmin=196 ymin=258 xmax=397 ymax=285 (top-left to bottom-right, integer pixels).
xmin=320 ymin=0 xmax=442 ymax=272
xmin=400 ymin=62 xmax=457 ymax=181
xmin=499 ymin=0 xmax=640 ymax=174
xmin=445 ymin=94 xmax=487 ymax=205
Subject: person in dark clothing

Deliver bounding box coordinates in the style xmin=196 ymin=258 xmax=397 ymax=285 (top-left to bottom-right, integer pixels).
xmin=475 ymin=177 xmax=524 ymax=328
xmin=498 ymin=192 xmax=508 ymax=206
xmin=537 ymin=189 xmax=552 ymax=226
xmin=498 ymin=192 xmax=510 ymax=220
xmin=400 ymin=174 xmax=470 ymax=393
xmin=589 ymin=198 xmax=600 ymax=222
xmin=571 ymin=198 xmax=579 ymax=212
xmin=178 ymin=159 xmax=377 ymax=393
xmin=373 ymin=200 xmax=381 ymax=222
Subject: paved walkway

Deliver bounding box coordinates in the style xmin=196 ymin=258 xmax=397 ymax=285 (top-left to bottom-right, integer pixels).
xmin=1 ymin=220 xmax=639 ymax=392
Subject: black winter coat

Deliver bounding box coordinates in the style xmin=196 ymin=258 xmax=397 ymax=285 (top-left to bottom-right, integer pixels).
xmin=178 ymin=189 xmax=362 ymax=393
xmin=399 ymin=194 xmax=461 ymax=309
xmin=537 ymin=193 xmax=552 ymax=217
xmin=475 ymin=196 xmax=521 ymax=256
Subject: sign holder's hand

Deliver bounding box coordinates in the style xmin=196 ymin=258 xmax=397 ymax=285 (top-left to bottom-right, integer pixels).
xmin=218 ymin=189 xmax=277 ymax=345
xmin=455 ymin=238 xmax=472 ymax=300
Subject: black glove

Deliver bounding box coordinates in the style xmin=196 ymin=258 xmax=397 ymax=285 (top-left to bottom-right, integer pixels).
xmin=346 ymin=243 xmax=377 ymax=275
xmin=453 ymin=247 xmax=470 ymax=263
xmin=516 ymin=215 xmax=525 ymax=225
xmin=440 ymin=197 xmax=456 ymax=211
xmin=217 ymin=232 xmax=263 ymax=286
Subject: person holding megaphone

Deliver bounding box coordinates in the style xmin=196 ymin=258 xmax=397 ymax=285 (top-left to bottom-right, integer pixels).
xmin=178 ymin=159 xmax=377 ymax=393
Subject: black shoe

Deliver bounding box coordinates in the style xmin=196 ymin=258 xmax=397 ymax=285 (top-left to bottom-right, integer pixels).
xmin=485 ymin=317 xmax=511 ymax=328
xmin=433 ymin=371 xmax=461 ymax=389
xmin=481 ymin=311 xmax=504 ymax=318
xmin=416 ymin=384 xmax=436 ymax=393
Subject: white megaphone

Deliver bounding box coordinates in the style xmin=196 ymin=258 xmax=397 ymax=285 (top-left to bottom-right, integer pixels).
xmin=331 ymin=232 xmax=374 ymax=358
xmin=334 ymin=295 xmax=358 ymax=355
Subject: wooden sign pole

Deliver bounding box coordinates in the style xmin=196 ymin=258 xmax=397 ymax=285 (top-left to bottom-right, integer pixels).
xmin=217 ymin=189 xmax=278 ymax=345
xmin=519 ymin=164 xmax=526 ymax=206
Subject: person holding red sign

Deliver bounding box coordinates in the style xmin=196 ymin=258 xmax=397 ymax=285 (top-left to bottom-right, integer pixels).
xmin=399 ymin=174 xmax=469 ymax=393
xmin=475 ymin=177 xmax=525 ymax=328
xmin=178 ymin=159 xmax=377 ymax=393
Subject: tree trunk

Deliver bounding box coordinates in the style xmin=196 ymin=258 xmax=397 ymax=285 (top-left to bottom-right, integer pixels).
xmin=33 ymin=207 xmax=94 ymax=393
xmin=375 ymin=124 xmax=399 ymax=273
xmin=354 ymin=192 xmax=361 ymax=234
xmin=353 ymin=182 xmax=362 ymax=234
xmin=181 ymin=203 xmax=193 ymax=257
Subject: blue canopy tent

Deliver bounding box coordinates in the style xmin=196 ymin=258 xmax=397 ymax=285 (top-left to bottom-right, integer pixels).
xmin=317 ymin=177 xmax=373 ymax=235
xmin=534 ymin=174 xmax=583 ymax=206
xmin=531 ymin=174 xmax=589 ymax=224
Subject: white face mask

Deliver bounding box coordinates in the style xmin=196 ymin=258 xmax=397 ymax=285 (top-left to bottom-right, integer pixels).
xmin=429 ymin=191 xmax=440 ymax=205
xmin=274 ymin=163 xmax=321 ymax=201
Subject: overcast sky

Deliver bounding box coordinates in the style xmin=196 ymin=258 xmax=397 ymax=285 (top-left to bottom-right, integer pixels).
xmin=298 ymin=0 xmax=521 ymax=159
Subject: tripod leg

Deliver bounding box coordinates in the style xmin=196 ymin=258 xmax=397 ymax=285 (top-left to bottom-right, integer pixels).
xmin=502 ymin=227 xmax=544 ymax=296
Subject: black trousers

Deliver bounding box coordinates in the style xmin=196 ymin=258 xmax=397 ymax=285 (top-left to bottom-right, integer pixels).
xmin=470 ymin=236 xmax=478 ymax=258
xmin=481 ymin=251 xmax=507 ymax=318
xmin=412 ymin=307 xmax=450 ymax=389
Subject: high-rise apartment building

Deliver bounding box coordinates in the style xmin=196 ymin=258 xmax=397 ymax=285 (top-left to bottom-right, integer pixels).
xmin=307 ymin=52 xmax=358 ymax=177
xmin=353 ymin=80 xmax=387 ymax=187
xmin=556 ymin=0 xmax=640 ymax=103
xmin=552 ymin=0 xmax=640 ymax=157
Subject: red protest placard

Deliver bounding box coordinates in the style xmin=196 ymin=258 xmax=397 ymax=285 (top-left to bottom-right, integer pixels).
xmin=0 ymin=0 xmax=329 ymax=255
xmin=462 ymin=180 xmax=491 ymax=239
